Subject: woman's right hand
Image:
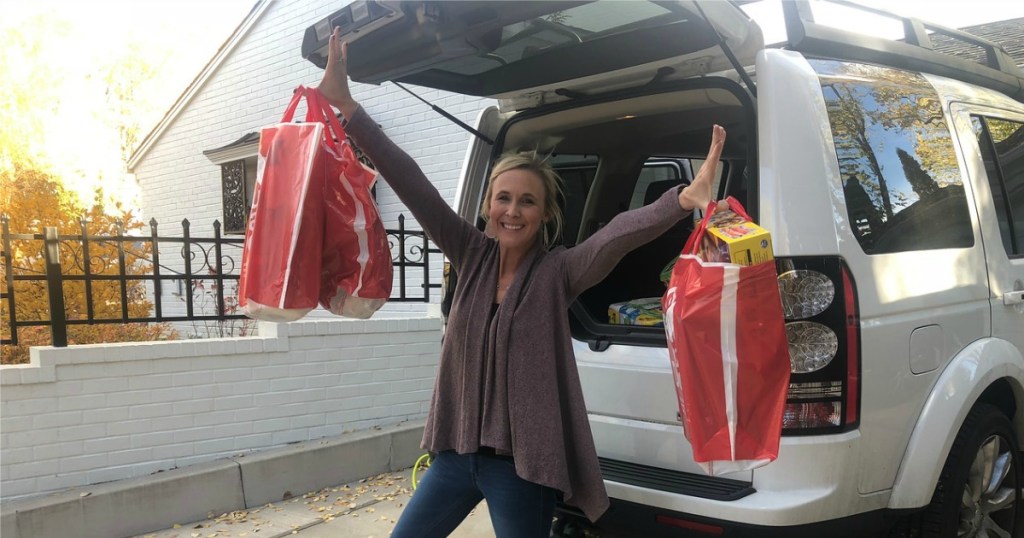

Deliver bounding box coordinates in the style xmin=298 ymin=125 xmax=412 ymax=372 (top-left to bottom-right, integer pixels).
xmin=318 ymin=27 xmax=359 ymax=118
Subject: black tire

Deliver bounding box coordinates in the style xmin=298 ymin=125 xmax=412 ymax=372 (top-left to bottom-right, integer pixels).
xmin=917 ymin=403 xmax=1022 ymax=537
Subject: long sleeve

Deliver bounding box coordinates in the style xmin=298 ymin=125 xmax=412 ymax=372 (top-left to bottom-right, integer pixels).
xmin=344 ymin=105 xmax=481 ymax=266
xmin=562 ymin=186 xmax=691 ymax=298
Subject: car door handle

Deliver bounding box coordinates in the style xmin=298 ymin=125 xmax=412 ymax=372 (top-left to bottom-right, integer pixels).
xmin=1004 ymin=291 xmax=1024 ymax=306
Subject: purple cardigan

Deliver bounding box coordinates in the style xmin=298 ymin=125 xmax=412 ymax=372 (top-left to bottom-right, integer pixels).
xmin=346 ymin=106 xmax=689 ymax=522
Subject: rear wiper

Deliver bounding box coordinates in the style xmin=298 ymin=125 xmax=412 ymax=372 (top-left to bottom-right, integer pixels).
xmin=393 ymin=82 xmax=494 ymax=146
xmin=692 ymin=2 xmax=757 ymax=98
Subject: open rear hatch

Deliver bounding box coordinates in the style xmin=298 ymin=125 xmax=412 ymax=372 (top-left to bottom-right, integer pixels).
xmin=302 ymin=0 xmax=762 ymax=110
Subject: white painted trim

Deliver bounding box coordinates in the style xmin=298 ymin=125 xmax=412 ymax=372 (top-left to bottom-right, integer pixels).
xmin=205 ymin=143 xmax=259 ymax=165
xmin=127 ymin=0 xmax=275 ymax=172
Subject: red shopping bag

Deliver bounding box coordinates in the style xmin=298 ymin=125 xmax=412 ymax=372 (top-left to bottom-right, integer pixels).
xmin=238 ymin=86 xmax=342 ymax=321
xmin=311 ymin=91 xmax=393 ymax=319
xmin=661 ymin=197 xmax=790 ymax=476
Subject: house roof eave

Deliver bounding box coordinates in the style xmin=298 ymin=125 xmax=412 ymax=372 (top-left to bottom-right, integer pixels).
xmin=203 ymin=132 xmax=260 ymax=164
xmin=128 ymin=0 xmax=275 ymax=172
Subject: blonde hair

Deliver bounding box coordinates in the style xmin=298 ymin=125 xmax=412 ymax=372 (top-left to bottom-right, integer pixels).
xmin=481 ymin=151 xmax=565 ymax=248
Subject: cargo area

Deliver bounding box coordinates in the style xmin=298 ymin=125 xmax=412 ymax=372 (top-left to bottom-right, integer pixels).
xmin=491 ymin=79 xmax=756 ymax=349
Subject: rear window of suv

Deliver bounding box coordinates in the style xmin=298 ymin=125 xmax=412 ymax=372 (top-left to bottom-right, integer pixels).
xmin=811 ymin=59 xmax=974 ymax=254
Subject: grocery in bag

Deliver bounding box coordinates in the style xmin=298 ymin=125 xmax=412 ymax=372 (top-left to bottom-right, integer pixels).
xmin=662 ymin=197 xmax=790 ymax=476
xmin=319 ymin=130 xmax=393 ymax=319
xmin=238 ymin=86 xmax=337 ymax=322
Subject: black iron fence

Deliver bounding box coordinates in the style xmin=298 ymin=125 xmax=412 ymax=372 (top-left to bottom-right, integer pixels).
xmin=0 ymin=214 xmax=440 ymax=348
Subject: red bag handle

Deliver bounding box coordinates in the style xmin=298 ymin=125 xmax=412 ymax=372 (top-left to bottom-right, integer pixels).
xmin=307 ymin=88 xmax=348 ymax=153
xmin=279 ymin=86 xmax=348 ymax=153
xmin=281 ymin=86 xmax=376 ymax=189
xmin=280 ymin=85 xmax=314 ymax=123
xmin=682 ymin=196 xmax=751 ymax=255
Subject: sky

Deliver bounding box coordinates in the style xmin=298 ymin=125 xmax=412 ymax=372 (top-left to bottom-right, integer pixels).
xmin=1 ymin=0 xmax=256 ymax=208
xmin=2 ymin=0 xmax=1023 ymax=210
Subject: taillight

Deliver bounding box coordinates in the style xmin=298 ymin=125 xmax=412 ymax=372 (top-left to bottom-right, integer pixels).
xmin=777 ymin=257 xmax=860 ymax=434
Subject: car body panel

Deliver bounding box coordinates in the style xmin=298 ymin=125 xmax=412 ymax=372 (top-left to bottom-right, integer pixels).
xmin=888 ymin=338 xmax=1024 ymax=508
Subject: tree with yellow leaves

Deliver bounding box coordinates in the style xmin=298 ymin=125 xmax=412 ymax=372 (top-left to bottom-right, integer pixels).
xmin=1 ymin=166 xmax=177 ymax=364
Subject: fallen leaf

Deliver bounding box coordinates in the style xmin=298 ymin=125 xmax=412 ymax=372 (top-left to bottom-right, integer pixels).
xmin=173 ymin=524 xmax=183 ymax=529
xmin=80 ymin=492 xmax=91 ymax=498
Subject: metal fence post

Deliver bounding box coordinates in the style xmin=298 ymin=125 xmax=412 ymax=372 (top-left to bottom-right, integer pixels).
xmin=150 ymin=218 xmax=162 ymax=319
xmin=422 ymin=231 xmax=430 ymax=302
xmin=43 ymin=226 xmax=68 ymax=347
xmin=397 ymin=214 xmax=407 ymax=300
xmin=2 ymin=215 xmax=17 ymax=345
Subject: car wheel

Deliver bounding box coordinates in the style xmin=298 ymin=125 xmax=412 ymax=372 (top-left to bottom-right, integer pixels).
xmin=919 ymin=403 xmax=1021 ymax=537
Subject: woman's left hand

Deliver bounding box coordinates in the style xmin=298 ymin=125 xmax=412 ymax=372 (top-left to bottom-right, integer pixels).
xmin=679 ymin=124 xmax=726 ymax=212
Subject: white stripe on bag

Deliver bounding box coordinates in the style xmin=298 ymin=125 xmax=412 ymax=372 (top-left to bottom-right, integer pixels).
xmin=720 ymin=265 xmax=740 ymax=461
xmin=281 ymin=123 xmax=323 ymax=309
xmin=338 ymin=169 xmax=369 ymax=297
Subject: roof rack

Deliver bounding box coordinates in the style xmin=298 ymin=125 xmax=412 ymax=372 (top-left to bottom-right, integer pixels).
xmin=782 ymin=0 xmax=1024 ymax=102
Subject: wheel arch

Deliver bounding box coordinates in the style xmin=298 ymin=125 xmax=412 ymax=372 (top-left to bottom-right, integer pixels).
xmin=888 ymin=337 xmax=1024 ymax=510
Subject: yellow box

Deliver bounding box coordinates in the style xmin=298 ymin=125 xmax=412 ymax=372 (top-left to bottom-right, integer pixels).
xmin=701 ymin=220 xmax=774 ymax=266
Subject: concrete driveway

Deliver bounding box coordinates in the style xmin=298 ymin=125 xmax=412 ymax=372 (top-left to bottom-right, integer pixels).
xmin=134 ymin=467 xmax=495 ymax=538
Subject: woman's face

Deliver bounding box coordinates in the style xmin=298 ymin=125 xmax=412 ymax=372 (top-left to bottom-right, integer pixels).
xmin=488 ymin=169 xmax=547 ymax=253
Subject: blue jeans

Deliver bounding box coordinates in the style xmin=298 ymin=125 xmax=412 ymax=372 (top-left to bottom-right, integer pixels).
xmin=391 ymin=450 xmax=556 ymax=538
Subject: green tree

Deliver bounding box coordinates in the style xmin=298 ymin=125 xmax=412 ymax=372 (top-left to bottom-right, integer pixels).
xmin=897 ymin=147 xmax=938 ymax=199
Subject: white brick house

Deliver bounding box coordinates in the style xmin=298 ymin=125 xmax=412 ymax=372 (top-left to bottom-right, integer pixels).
xmin=128 ymin=0 xmax=495 ymax=321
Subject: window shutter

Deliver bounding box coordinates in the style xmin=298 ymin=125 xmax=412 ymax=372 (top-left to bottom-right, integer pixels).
xmin=221 ymin=160 xmax=247 ymax=234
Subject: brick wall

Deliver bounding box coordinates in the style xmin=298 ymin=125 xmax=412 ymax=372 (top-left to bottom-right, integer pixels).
xmin=131 ymin=0 xmax=496 ymax=319
xmin=0 ymin=316 xmax=441 ymax=500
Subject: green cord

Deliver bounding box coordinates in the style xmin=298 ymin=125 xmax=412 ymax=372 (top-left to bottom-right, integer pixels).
xmin=411 ymin=453 xmax=431 ymax=490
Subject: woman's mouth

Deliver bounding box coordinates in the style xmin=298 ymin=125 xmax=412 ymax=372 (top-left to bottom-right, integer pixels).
xmin=501 ymin=223 xmax=524 ymax=231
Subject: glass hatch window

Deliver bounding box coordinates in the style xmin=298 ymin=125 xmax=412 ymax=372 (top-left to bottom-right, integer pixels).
xmin=432 ymin=2 xmax=683 ymax=76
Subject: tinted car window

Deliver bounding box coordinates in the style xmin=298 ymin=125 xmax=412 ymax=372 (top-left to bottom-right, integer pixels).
xmin=973 ymin=116 xmax=1024 ymax=256
xmin=551 ymin=154 xmax=598 ymax=246
xmin=811 ymin=59 xmax=973 ymax=254
xmin=629 ymin=161 xmax=687 ymax=209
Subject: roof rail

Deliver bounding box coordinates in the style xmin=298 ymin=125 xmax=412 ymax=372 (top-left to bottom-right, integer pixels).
xmin=782 ymin=0 xmax=1024 ymax=102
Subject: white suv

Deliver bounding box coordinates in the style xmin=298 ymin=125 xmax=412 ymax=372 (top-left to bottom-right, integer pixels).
xmin=303 ymin=1 xmax=1024 ymax=535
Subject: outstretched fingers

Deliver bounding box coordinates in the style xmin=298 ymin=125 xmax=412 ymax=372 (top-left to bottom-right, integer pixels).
xmin=319 ymin=27 xmax=355 ymax=113
xmin=678 ymin=125 xmax=727 ymax=212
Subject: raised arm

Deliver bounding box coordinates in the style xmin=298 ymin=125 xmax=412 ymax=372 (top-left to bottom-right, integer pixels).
xmin=317 ymin=28 xmax=479 ymax=265
xmin=562 ymin=125 xmax=726 ymax=296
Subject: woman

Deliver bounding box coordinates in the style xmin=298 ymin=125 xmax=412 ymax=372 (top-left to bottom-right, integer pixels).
xmin=319 ymin=27 xmax=725 ymax=538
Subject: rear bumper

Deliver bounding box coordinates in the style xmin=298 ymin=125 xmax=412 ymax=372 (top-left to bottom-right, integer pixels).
xmin=561 ymin=497 xmax=898 ymax=537
xmin=589 ymin=423 xmax=899 ymax=527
